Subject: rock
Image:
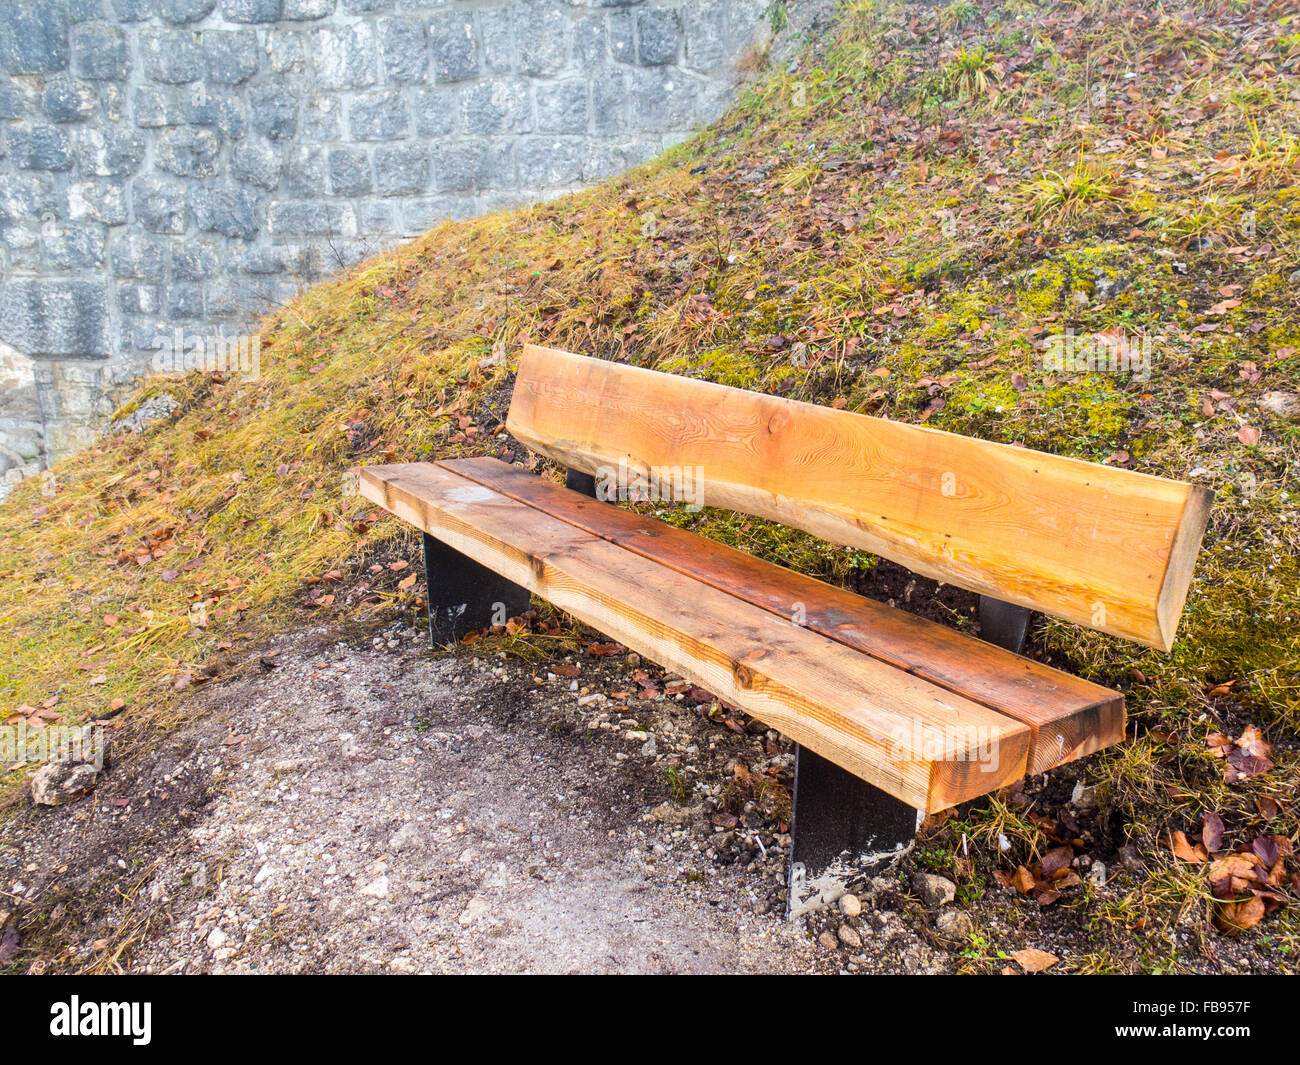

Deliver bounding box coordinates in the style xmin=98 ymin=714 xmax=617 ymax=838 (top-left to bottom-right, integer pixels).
xmin=837 ymin=923 xmax=862 ymax=949
xmin=359 ymin=875 xmax=389 ymax=899
xmin=1088 ymin=861 xmax=1108 ymax=887
xmin=30 ymin=761 xmax=99 ymax=806
xmin=1118 ymin=845 xmax=1145 ymax=873
xmin=648 ymin=802 xmax=691 ymax=825
xmin=912 ymin=872 xmax=957 ymax=908
xmin=817 ymin=930 xmax=838 ymax=951
xmin=935 ymin=909 xmax=974 ymax=939
xmin=206 ymin=927 xmax=228 ymax=950
xmin=110 ymin=393 xmax=179 ymax=435
xmin=838 ymin=893 xmax=862 ymax=918
xmin=458 ymin=897 xmax=490 ymax=927
xmin=388 ymin=821 xmax=422 ymax=853
xmin=1289 ymin=269 xmax=1300 ymax=284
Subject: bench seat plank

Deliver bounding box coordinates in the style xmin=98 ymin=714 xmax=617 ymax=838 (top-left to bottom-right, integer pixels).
xmin=360 ymin=461 xmax=1033 ymax=813
xmin=441 ymin=456 xmax=1125 ymax=775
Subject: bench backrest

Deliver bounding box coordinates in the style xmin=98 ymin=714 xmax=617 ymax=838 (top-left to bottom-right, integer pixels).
xmin=506 ymin=345 xmax=1211 ymax=651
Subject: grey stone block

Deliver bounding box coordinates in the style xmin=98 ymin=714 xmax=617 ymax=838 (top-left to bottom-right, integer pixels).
xmin=380 ymin=17 xmax=425 ymax=82
xmin=355 ymin=199 xmax=394 ymax=234
xmin=516 ymin=135 xmax=584 ymax=187
xmin=0 ymin=2 xmax=70 ymax=75
xmin=76 ymin=126 xmax=146 ymax=175
xmin=478 ymin=8 xmax=514 ymax=74
xmin=609 ymin=10 xmax=635 ymax=64
xmin=282 ymin=0 xmax=333 ymax=16
xmin=374 ymin=144 xmax=429 ymax=196
xmin=341 ymin=0 xmax=391 ymax=12
xmin=461 ymin=81 xmax=532 ymax=135
xmin=166 ymin=283 xmax=204 ymax=317
xmin=44 ymin=223 xmax=106 ymax=270
xmin=118 ymin=283 xmax=162 ymax=315
xmin=591 ymin=69 xmax=626 ymax=133
xmin=412 ymin=88 xmax=458 ymax=137
xmin=194 ymin=185 xmax=259 ymax=239
xmin=222 ymin=0 xmax=283 ymax=22
xmin=267 ymin=29 xmax=306 ymax=73
xmin=204 ymin=29 xmax=260 ymax=85
xmin=110 ymin=232 xmax=167 ymax=278
xmin=0 ymin=82 xmax=29 ymax=120
xmin=430 ymin=16 xmax=479 ymax=82
xmin=154 ymin=126 xmax=222 ymax=177
xmin=638 ymin=9 xmax=680 ymax=65
xmin=683 ymin=2 xmax=726 ymax=71
xmin=43 ymin=77 xmax=98 ymax=122
xmin=159 ymin=0 xmax=218 ymax=23
xmin=433 ymin=139 xmax=512 ymax=192
xmin=249 ymin=84 xmax=297 ymax=140
xmin=172 ymin=238 xmax=221 ymax=278
xmin=188 ymin=90 xmax=246 ymax=140
xmin=111 ymin=0 xmax=156 ymax=20
xmin=349 ymin=93 xmax=406 ymax=140
xmin=67 ymin=179 xmax=128 ymax=224
xmin=573 ymin=14 xmax=607 ymax=66
xmin=133 ymin=85 xmax=187 ymax=127
xmin=516 ymin=2 xmax=567 ymax=75
xmin=399 ymin=193 xmax=478 ymax=235
xmin=231 ymin=140 xmax=280 ymax=188
xmin=132 ymin=177 xmax=188 ymax=233
xmin=267 ymin=201 xmax=356 ymax=237
xmin=71 ymin=22 xmax=129 ymax=80
xmin=535 ymin=79 xmax=588 ymax=134
xmin=629 ymin=66 xmax=694 ymax=130
xmin=8 ymin=125 xmax=75 ymax=170
xmin=284 ymin=145 xmax=327 ymax=196
xmin=315 ymin=23 xmax=376 ymax=90
xmin=140 ymin=28 xmax=203 ymax=84
xmin=329 ymin=147 xmax=371 ymax=196
xmin=233 ymin=246 xmax=287 ymax=274
xmin=0 ymin=279 xmax=110 ymax=358
xmin=0 ymin=174 xmax=56 ymax=222
xmin=300 ymin=96 xmax=341 ymax=140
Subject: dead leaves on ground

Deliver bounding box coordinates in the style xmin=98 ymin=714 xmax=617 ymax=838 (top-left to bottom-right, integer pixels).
xmin=1206 ymin=724 xmax=1275 ymax=783
xmin=1168 ymin=806 xmax=1295 ymax=934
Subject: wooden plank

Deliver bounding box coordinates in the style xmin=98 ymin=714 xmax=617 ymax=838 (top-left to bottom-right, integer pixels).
xmin=359 ymin=462 xmax=1032 ymax=812
xmin=442 ymin=456 xmax=1126 ymax=775
xmin=505 ymin=344 xmax=1213 ymax=651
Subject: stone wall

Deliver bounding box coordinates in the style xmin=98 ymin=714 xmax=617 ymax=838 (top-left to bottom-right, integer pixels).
xmin=0 ymin=0 xmax=771 ymax=474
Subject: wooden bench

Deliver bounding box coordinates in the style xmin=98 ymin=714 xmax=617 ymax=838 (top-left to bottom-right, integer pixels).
xmin=359 ymin=344 xmax=1211 ymax=911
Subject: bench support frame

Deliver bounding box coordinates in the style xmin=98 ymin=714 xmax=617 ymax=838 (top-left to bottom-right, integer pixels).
xmin=421 ymin=532 xmax=531 ymax=646
xmin=786 ymin=595 xmax=1033 ymax=918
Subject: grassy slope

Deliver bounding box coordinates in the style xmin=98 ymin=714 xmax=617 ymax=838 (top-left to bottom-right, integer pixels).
xmin=3 ymin=0 xmax=1298 ymax=969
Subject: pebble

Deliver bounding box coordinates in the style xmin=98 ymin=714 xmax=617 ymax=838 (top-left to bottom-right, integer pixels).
xmin=912 ymin=873 xmax=957 ymax=908
xmin=817 ymin=930 xmax=839 ymax=950
xmin=838 ymin=893 xmax=861 ymax=918
xmin=206 ymin=928 xmax=228 ymax=950
xmin=359 ymin=875 xmax=389 ymax=899
xmin=837 ymin=923 xmax=863 ymax=949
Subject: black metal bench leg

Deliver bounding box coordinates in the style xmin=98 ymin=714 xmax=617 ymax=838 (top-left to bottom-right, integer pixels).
xmin=421 ymin=532 xmax=531 ymax=646
xmin=978 ymin=595 xmax=1031 ymax=654
xmin=787 ymin=745 xmax=921 ymax=918
xmin=565 ymin=468 xmax=599 ymax=498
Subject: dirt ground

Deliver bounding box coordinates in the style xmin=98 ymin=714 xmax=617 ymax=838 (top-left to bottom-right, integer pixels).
xmin=5 ymin=617 xmax=959 ymax=974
